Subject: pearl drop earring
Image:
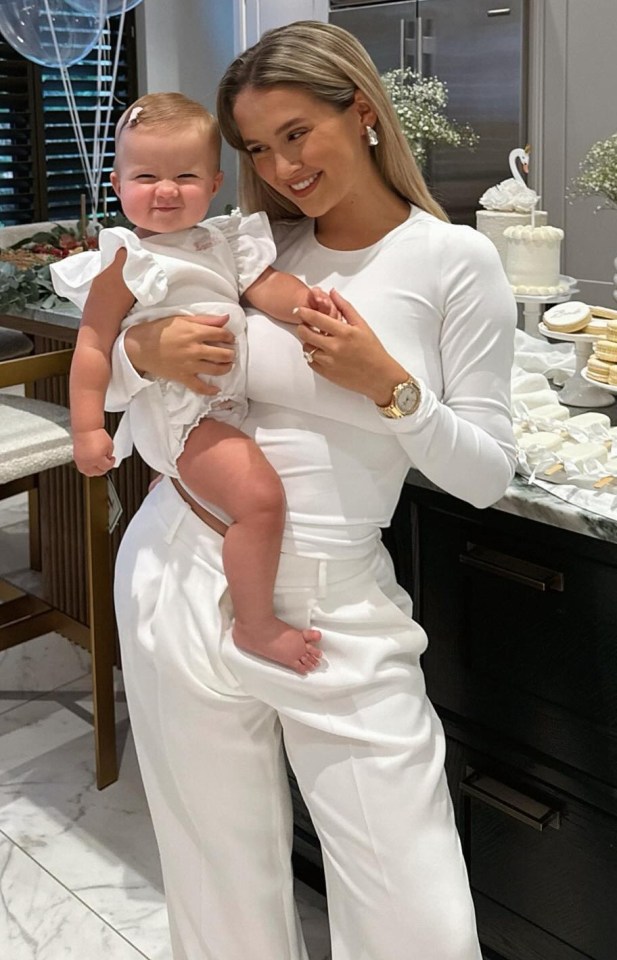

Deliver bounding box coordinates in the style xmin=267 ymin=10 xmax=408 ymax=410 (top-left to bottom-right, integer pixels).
xmin=366 ymin=125 xmax=379 ymax=147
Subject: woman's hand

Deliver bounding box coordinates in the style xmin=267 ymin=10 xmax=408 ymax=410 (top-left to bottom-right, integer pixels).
xmin=296 ymin=289 xmax=409 ymax=406
xmin=123 ymin=314 xmax=236 ymax=396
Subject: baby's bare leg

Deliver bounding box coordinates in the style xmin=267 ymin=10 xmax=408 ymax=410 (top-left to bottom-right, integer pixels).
xmin=178 ymin=419 xmax=321 ymax=674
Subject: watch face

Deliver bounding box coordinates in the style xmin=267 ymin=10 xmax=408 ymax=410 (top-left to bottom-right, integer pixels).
xmin=396 ymin=384 xmax=419 ymax=414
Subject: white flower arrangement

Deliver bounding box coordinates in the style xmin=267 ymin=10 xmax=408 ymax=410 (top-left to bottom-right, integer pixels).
xmin=381 ymin=68 xmax=478 ymax=167
xmin=569 ymin=133 xmax=617 ymax=211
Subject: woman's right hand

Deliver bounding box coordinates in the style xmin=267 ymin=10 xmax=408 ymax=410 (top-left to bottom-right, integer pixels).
xmin=123 ymin=314 xmax=236 ymax=396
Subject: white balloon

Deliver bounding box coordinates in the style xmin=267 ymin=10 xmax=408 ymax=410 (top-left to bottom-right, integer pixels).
xmin=66 ymin=0 xmax=144 ymax=16
xmin=0 ymin=0 xmax=105 ymax=69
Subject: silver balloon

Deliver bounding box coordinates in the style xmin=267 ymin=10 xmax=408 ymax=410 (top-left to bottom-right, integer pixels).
xmin=0 ymin=0 xmax=106 ymax=69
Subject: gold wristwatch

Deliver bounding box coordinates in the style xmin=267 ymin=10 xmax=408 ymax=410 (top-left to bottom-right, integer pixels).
xmin=376 ymin=375 xmax=421 ymax=419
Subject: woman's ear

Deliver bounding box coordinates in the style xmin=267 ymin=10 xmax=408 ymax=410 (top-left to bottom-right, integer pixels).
xmin=352 ymin=89 xmax=377 ymax=132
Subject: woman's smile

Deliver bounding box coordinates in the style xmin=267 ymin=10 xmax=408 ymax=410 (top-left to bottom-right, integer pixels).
xmin=287 ymin=172 xmax=321 ymax=196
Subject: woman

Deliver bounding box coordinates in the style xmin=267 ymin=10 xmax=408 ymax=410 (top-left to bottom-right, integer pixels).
xmin=109 ymin=20 xmax=516 ymax=960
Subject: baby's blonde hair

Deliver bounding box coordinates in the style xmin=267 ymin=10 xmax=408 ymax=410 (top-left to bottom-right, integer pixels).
xmin=217 ymin=20 xmax=448 ymax=222
xmin=115 ymin=92 xmax=222 ymax=169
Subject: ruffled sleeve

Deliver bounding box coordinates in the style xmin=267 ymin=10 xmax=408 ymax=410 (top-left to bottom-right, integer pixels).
xmin=50 ymin=226 xmax=168 ymax=311
xmin=208 ymin=211 xmax=276 ymax=294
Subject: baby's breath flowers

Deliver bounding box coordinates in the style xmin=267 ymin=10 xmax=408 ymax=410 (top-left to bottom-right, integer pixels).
xmin=381 ymin=68 xmax=478 ymax=167
xmin=569 ymin=133 xmax=617 ymax=211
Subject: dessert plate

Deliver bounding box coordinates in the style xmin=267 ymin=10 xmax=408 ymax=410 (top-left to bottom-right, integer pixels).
xmin=581 ymin=367 xmax=617 ymax=394
xmin=537 ymin=322 xmax=596 ymax=342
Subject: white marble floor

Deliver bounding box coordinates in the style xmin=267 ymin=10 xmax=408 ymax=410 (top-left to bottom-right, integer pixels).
xmin=0 ymin=493 xmax=331 ymax=960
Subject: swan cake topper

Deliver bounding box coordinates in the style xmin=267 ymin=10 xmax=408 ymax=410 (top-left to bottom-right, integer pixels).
xmin=479 ymin=146 xmax=539 ymax=213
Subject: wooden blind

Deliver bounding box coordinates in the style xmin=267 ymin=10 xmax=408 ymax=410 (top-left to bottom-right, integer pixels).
xmin=0 ymin=13 xmax=137 ymax=226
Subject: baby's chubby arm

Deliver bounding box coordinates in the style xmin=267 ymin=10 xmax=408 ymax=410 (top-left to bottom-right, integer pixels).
xmin=242 ymin=267 xmax=340 ymax=324
xmin=71 ymin=249 xmax=135 ymax=475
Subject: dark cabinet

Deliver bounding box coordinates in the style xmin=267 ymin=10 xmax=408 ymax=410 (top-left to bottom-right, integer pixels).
xmin=405 ymin=484 xmax=617 ymax=960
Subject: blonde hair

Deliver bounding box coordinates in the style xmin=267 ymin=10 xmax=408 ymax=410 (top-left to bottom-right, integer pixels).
xmin=217 ymin=20 xmax=448 ymax=223
xmin=115 ymin=92 xmax=222 ymax=169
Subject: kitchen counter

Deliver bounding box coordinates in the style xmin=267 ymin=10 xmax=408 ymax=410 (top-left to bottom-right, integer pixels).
xmin=406 ymin=469 xmax=617 ymax=545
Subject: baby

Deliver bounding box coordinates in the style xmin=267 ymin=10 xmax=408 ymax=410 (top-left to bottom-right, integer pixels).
xmin=52 ymin=92 xmax=333 ymax=675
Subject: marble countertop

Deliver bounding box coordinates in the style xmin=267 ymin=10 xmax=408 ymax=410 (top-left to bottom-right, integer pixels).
xmin=406 ymin=470 xmax=617 ymax=545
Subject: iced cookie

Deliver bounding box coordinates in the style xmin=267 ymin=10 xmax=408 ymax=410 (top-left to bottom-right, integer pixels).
xmin=593 ymin=339 xmax=617 ymax=363
xmin=586 ymin=357 xmax=612 ymax=382
xmin=590 ymin=305 xmax=617 ymax=321
xmin=583 ymin=317 xmax=608 ymax=337
xmin=543 ymin=301 xmax=592 ymax=333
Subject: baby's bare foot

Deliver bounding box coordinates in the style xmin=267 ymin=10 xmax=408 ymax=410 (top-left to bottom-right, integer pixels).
xmin=233 ymin=618 xmax=322 ymax=674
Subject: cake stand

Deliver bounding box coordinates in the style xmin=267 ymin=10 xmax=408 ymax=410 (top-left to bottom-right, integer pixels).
xmin=515 ymin=276 xmax=578 ymax=338
xmin=537 ymin=322 xmax=615 ymax=407
xmin=581 ymin=368 xmax=617 ymax=395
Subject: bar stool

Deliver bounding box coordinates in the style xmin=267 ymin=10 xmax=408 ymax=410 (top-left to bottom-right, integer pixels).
xmin=0 ymin=349 xmax=117 ymax=788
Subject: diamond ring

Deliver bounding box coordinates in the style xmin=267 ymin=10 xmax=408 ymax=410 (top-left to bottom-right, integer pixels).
xmin=303 ymin=347 xmax=318 ymax=364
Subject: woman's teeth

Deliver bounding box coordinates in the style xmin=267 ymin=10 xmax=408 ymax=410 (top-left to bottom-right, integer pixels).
xmin=290 ymin=174 xmax=318 ymax=192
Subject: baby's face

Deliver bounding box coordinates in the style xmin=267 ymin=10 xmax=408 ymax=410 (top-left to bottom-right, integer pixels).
xmin=111 ymin=126 xmax=222 ymax=236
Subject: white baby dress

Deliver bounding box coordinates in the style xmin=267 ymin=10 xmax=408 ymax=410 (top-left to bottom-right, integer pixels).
xmin=51 ymin=213 xmax=276 ymax=474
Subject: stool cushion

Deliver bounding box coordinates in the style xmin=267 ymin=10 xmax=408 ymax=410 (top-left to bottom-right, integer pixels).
xmin=0 ymin=328 xmax=33 ymax=360
xmin=0 ymin=395 xmax=73 ymax=483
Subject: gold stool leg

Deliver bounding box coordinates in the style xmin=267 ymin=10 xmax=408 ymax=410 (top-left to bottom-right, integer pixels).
xmin=84 ymin=474 xmax=118 ymax=789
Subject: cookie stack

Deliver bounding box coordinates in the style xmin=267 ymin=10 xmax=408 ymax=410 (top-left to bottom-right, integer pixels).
xmin=587 ymin=307 xmax=617 ymax=385
xmin=541 ymin=302 xmax=617 ymax=386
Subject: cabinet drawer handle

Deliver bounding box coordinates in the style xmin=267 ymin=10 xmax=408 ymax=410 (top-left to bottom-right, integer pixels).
xmin=459 ymin=543 xmax=564 ymax=592
xmin=461 ymin=771 xmax=560 ymax=831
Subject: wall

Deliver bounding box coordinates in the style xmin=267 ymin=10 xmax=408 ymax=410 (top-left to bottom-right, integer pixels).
xmin=530 ymin=0 xmax=617 ymax=306
xmin=134 ymin=0 xmax=327 ymax=213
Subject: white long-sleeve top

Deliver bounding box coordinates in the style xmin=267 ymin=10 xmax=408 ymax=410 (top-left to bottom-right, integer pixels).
xmin=108 ymin=206 xmax=517 ymax=559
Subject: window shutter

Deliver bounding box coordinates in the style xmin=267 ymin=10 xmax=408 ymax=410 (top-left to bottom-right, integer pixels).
xmin=0 ymin=14 xmax=137 ymax=226
xmin=0 ymin=39 xmax=43 ymax=224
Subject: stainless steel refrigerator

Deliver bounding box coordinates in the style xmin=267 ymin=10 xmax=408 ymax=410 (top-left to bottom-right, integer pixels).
xmin=329 ymin=0 xmax=528 ymax=225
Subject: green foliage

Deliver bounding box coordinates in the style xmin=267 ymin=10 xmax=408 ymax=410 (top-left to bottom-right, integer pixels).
xmin=0 ymin=213 xmax=133 ymax=313
xmin=569 ymin=133 xmax=617 ymax=210
xmin=381 ymin=68 xmax=479 ymax=168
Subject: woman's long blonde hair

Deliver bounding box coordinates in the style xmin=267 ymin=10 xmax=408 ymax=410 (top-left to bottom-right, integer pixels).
xmin=217 ymin=20 xmax=448 ymax=223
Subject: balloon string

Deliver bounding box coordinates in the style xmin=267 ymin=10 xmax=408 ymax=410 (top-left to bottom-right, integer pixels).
xmin=91 ymin=26 xmax=104 ymax=213
xmin=41 ymin=0 xmax=96 ymax=213
xmin=90 ymin=0 xmax=109 ymax=216
xmin=62 ymin=66 xmax=97 ymax=211
xmin=97 ymin=5 xmax=127 ymax=212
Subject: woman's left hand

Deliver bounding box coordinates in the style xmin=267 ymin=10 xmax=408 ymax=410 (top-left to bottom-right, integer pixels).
xmin=295 ymin=288 xmax=408 ymax=406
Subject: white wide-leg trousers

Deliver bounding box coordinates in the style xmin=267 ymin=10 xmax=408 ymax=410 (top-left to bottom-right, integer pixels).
xmin=114 ymin=478 xmax=482 ymax=960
